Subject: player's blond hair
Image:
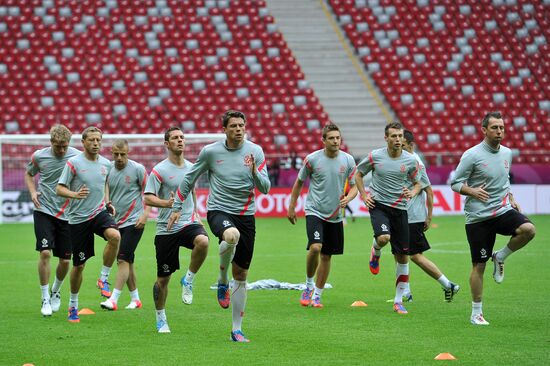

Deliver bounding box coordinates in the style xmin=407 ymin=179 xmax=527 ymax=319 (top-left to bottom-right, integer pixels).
xmin=112 ymin=139 xmax=129 ymax=150
xmin=50 ymin=124 xmax=72 ymax=143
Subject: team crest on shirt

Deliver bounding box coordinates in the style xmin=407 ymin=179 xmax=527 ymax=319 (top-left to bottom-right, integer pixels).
xmin=125 ymin=175 xmax=131 ymax=184
xmin=504 ymin=160 xmax=509 ymax=169
xmin=400 ymin=164 xmax=406 ymax=173
xmin=101 ymin=166 xmax=108 ymax=176
xmin=244 ymin=155 xmax=253 ymax=167
xmin=339 ymin=165 xmax=345 ymax=174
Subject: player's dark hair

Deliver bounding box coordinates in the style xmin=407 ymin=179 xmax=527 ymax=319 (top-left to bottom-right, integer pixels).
xmin=482 ymin=111 xmax=502 ymax=128
xmin=164 ymin=126 xmax=182 ymax=141
xmin=403 ymin=129 xmax=414 ymax=144
xmin=322 ymin=123 xmax=340 ymax=139
xmin=222 ymin=110 xmax=246 ymax=128
xmin=385 ymin=121 xmax=403 ymax=136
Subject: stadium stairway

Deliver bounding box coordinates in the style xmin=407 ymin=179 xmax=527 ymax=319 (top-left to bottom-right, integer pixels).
xmin=265 ymin=0 xmax=391 ymax=158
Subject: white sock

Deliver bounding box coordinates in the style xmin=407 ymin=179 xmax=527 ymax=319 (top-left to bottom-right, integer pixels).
xmin=394 ymin=263 xmax=409 ymax=303
xmin=472 ymin=301 xmax=483 ymax=316
xmin=40 ymin=284 xmax=50 ymax=300
xmin=219 ymin=241 xmax=236 ymax=285
xmin=306 ymin=276 xmax=314 ymax=290
xmin=69 ymin=293 xmax=79 ymax=309
xmin=130 ymin=289 xmax=140 ymax=301
xmin=231 ymin=280 xmax=247 ymax=331
xmin=184 ymin=270 xmax=195 ymax=284
xmin=373 ymin=239 xmax=382 ymax=256
xmin=109 ymin=288 xmax=122 ymax=303
xmin=51 ymin=277 xmax=63 ymax=294
xmin=100 ymin=265 xmax=111 ymax=282
xmin=403 ymin=281 xmax=411 ymax=296
xmin=313 ymin=286 xmax=324 ymax=300
xmin=155 ymin=309 xmax=166 ymax=322
xmin=437 ymin=274 xmax=451 ymax=289
xmin=496 ymin=246 xmax=514 ymax=262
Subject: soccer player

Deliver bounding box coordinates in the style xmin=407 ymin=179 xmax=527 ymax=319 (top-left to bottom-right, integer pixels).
xmin=401 ymin=130 xmax=459 ymax=302
xmin=168 ymin=110 xmax=271 ymax=342
xmin=100 ymin=139 xmax=151 ymax=311
xmin=56 ymin=126 xmax=121 ymax=323
xmin=355 ymin=122 xmax=421 ymax=315
xmin=25 ymin=124 xmax=80 ymax=316
xmin=144 ymin=127 xmax=209 ymax=333
xmin=450 ymin=112 xmax=536 ymax=325
xmin=287 ymin=124 xmax=357 ymax=308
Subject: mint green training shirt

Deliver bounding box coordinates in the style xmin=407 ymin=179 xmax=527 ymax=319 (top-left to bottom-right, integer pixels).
xmin=173 ymin=140 xmax=270 ymax=216
xmin=26 ymin=146 xmax=80 ymax=220
xmin=451 ymin=141 xmax=513 ymax=224
xmin=107 ymin=159 xmax=147 ymax=228
xmin=356 ymin=147 xmax=419 ymax=211
xmin=298 ymin=149 xmax=356 ymax=223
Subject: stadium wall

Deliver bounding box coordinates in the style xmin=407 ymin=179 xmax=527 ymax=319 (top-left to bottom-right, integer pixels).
xmin=2 ymin=185 xmax=549 ymax=223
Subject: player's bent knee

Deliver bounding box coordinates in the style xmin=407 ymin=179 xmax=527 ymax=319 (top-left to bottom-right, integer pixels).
xmin=223 ymin=227 xmax=240 ymax=245
xmin=194 ymin=235 xmax=209 ymax=251
xmin=518 ymin=223 xmax=536 ymax=240
xmin=105 ymin=228 xmax=121 ymax=244
xmin=377 ymin=234 xmax=390 ymax=246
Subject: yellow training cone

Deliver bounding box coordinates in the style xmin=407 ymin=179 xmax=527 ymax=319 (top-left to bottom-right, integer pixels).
xmin=351 ymin=301 xmax=368 ymax=307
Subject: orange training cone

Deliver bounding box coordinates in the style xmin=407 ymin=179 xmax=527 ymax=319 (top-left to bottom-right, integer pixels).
xmin=78 ymin=308 xmax=95 ymax=315
xmin=351 ymin=300 xmax=368 ymax=307
xmin=434 ymin=353 xmax=457 ymax=360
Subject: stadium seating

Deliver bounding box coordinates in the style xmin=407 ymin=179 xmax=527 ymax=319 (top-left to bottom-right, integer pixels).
xmin=0 ymin=0 xmax=331 ymax=166
xmin=329 ymin=0 xmax=549 ymax=165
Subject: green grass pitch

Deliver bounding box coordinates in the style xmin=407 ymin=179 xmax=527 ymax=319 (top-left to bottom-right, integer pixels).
xmin=0 ymin=215 xmax=549 ymax=365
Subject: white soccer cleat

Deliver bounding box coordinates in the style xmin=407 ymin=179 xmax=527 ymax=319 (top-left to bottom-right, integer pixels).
xmin=470 ymin=314 xmax=490 ymax=325
xmin=492 ymin=253 xmax=504 ymax=284
xmin=157 ymin=319 xmax=171 ymax=333
xmin=180 ymin=277 xmax=193 ymax=305
xmin=125 ymin=300 xmax=142 ymax=310
xmin=41 ymin=299 xmax=52 ymax=316
xmin=50 ymin=292 xmax=61 ymax=312
xmin=100 ymin=298 xmax=118 ymax=311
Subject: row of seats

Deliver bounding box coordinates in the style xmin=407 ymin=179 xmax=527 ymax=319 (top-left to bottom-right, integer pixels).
xmin=0 ymin=0 xmax=333 ymax=165
xmin=329 ymin=0 xmax=549 ymax=165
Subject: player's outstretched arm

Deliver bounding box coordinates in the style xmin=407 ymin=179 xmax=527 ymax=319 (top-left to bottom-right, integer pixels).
xmin=144 ymin=192 xmax=174 ymax=208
